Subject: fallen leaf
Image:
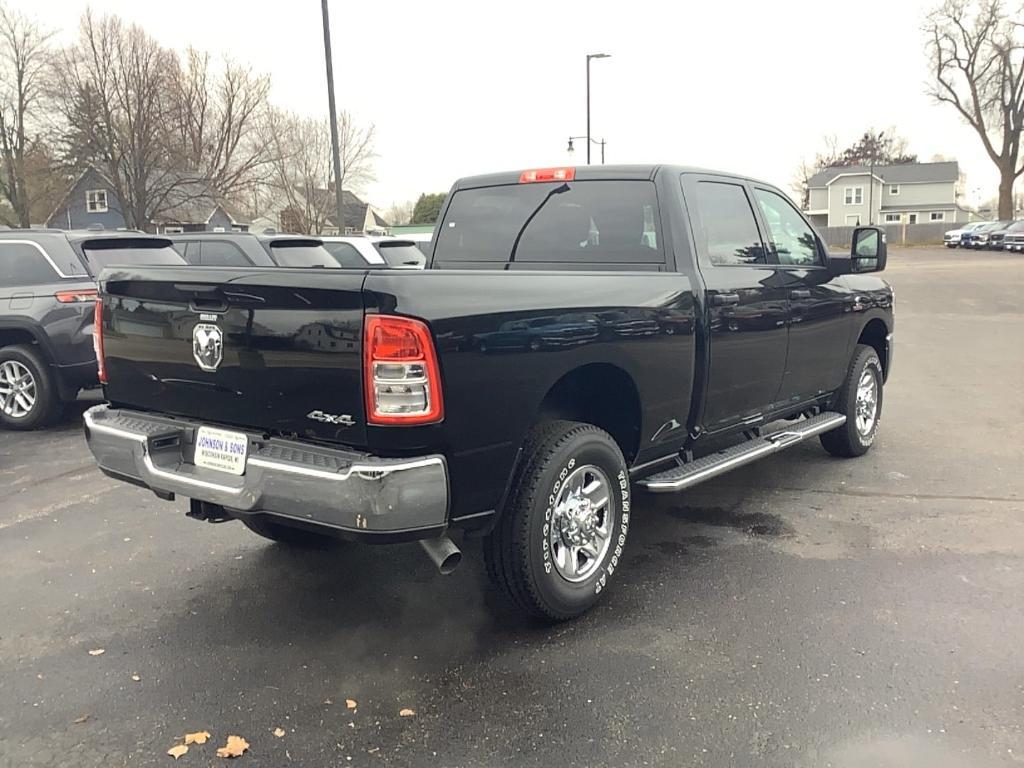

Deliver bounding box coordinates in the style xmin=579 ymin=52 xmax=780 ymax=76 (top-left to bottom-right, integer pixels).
xmin=368 ymin=747 xmax=380 ymax=754
xmin=184 ymin=731 xmax=211 ymax=745
xmin=88 ymin=649 xmax=105 ymax=656
xmin=216 ymin=735 xmax=250 ymax=758
xmin=323 ymin=698 xmax=333 ymax=705
xmin=73 ymin=714 xmax=90 ymax=724
xmin=167 ymin=744 xmax=188 ymax=760
xmin=345 ymin=699 xmax=357 ymax=710
xmin=399 ymin=708 xmax=415 ymax=717
xmin=131 ymin=674 xmax=141 ymax=682
xmin=273 ymin=727 xmax=285 ymax=738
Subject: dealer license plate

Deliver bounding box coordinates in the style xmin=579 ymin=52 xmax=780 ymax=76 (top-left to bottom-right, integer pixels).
xmin=193 ymin=426 xmax=249 ymax=476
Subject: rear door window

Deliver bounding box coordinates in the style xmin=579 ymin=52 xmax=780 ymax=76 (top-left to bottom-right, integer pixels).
xmin=0 ymin=242 xmax=61 ymax=287
xmin=434 ymin=180 xmax=664 ymax=266
xmin=199 ymin=241 xmax=253 ymax=267
xmin=688 ymin=181 xmax=767 ymax=266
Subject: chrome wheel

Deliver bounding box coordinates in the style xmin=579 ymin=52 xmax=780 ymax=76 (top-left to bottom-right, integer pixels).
xmin=855 ymin=367 xmax=878 ymax=436
xmin=550 ymin=464 xmax=614 ymax=583
xmin=0 ymin=360 xmax=36 ymax=419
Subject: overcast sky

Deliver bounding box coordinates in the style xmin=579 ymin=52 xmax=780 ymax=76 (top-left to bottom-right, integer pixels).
xmin=30 ymin=0 xmax=1003 ymax=211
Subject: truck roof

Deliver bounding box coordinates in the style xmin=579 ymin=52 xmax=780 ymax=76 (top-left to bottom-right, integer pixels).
xmin=452 ymin=164 xmax=771 ymax=191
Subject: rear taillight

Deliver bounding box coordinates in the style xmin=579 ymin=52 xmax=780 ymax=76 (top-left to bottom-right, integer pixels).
xmin=93 ymin=298 xmax=107 ymax=384
xmin=55 ymin=288 xmax=98 ymax=303
xmin=364 ymin=315 xmax=443 ymax=425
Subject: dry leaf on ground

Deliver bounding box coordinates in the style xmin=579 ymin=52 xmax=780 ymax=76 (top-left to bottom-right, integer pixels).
xmin=87 ymin=649 xmax=105 ymax=656
xmin=185 ymin=731 xmax=211 ymax=745
xmin=72 ymin=714 xmax=90 ymax=724
xmin=216 ymin=735 xmax=250 ymax=758
xmin=346 ymin=699 xmax=357 ymax=709
xmin=273 ymin=727 xmax=285 ymax=738
xmin=399 ymin=708 xmax=415 ymax=717
xmin=167 ymin=744 xmax=188 ymax=760
xmin=131 ymin=674 xmax=141 ymax=682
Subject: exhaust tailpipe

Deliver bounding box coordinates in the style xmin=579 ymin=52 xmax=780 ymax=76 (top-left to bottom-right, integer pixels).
xmin=419 ymin=535 xmax=462 ymax=575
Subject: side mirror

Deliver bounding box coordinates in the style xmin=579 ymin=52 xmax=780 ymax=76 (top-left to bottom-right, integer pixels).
xmin=849 ymin=226 xmax=887 ymax=273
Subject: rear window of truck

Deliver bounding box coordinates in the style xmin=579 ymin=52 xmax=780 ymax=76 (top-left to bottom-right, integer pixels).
xmin=434 ymin=180 xmax=663 ymax=266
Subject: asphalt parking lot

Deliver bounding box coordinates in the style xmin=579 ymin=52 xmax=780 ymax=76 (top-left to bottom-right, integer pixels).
xmin=1 ymin=246 xmax=1022 ymax=767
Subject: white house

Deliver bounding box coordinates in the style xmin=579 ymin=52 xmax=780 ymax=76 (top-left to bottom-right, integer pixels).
xmin=805 ymin=161 xmax=970 ymax=228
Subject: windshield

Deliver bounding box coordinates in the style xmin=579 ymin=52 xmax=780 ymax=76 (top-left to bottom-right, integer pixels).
xmin=81 ymin=241 xmax=185 ymax=273
xmin=270 ymin=243 xmax=341 ymax=268
xmin=374 ymin=241 xmax=426 ymax=268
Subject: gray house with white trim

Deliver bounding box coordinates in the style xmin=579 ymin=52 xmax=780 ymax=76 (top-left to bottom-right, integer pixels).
xmin=805 ymin=161 xmax=969 ymax=228
xmin=46 ymin=166 xmax=250 ymax=234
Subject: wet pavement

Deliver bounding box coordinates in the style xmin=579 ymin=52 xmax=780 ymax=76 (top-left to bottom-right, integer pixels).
xmin=1 ymin=247 xmax=1022 ymax=767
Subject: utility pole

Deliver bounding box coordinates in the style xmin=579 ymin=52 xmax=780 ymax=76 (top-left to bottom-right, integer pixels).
xmin=321 ymin=0 xmax=345 ymax=232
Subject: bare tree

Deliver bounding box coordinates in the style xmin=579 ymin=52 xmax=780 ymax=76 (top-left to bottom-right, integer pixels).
xmin=49 ymin=12 xmax=274 ymax=231
xmin=165 ymin=48 xmax=271 ymax=200
xmin=336 ymin=110 xmax=376 ymax=193
xmin=260 ymin=107 xmax=376 ymax=234
xmin=384 ymin=199 xmax=414 ymax=227
xmin=0 ymin=3 xmax=54 ymax=227
xmin=50 ymin=11 xmax=179 ymax=230
xmin=926 ymin=0 xmax=1024 ymax=219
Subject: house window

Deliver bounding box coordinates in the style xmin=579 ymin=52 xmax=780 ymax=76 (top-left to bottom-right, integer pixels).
xmin=162 ymin=225 xmax=183 ymax=234
xmin=85 ymin=189 xmax=108 ymax=213
xmin=930 ymin=212 xmax=945 ymax=222
xmin=844 ymin=187 xmax=863 ymax=205
xmin=889 ymin=185 xmax=900 ymax=195
xmin=884 ymin=213 xmax=902 ymax=223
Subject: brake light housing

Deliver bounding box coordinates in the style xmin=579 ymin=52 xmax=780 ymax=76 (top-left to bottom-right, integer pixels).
xmin=364 ymin=315 xmax=443 ymax=425
xmin=519 ymin=167 xmax=576 ymax=183
xmin=93 ymin=298 xmax=107 ymax=384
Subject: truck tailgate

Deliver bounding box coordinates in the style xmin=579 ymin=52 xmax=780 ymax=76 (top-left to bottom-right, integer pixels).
xmin=100 ymin=266 xmax=369 ymax=447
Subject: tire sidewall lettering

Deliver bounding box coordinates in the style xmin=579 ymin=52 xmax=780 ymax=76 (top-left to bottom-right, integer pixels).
xmin=535 ymin=449 xmax=629 ymax=597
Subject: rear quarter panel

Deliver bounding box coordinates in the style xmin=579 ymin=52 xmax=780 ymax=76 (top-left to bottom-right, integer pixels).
xmin=362 ymin=269 xmax=696 ymax=520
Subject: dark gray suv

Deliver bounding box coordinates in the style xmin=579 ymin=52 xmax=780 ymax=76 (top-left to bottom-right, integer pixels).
xmin=0 ymin=230 xmax=183 ymax=429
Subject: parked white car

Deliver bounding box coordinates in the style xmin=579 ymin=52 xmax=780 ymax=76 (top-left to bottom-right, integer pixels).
xmin=319 ymin=236 xmax=426 ymax=269
xmin=943 ymin=221 xmax=987 ymax=248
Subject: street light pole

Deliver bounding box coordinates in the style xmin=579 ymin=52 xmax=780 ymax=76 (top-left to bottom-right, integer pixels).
xmin=567 ymin=136 xmax=606 ymax=164
xmin=585 ymin=53 xmax=610 ymax=165
xmin=321 ymin=0 xmax=345 ymax=233
xmin=868 ymin=130 xmax=884 ymax=226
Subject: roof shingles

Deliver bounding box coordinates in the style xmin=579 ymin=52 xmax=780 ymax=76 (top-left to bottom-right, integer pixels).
xmin=809 ymin=161 xmax=959 ymax=188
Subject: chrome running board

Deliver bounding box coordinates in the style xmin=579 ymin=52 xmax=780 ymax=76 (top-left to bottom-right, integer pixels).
xmin=638 ymin=412 xmax=846 ymax=493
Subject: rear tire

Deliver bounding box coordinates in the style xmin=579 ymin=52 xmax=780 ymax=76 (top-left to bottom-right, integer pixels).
xmin=820 ymin=344 xmax=883 ymax=458
xmin=484 ymin=420 xmax=630 ymax=621
xmin=241 ymin=516 xmax=340 ymax=548
xmin=0 ymin=345 xmax=60 ymax=430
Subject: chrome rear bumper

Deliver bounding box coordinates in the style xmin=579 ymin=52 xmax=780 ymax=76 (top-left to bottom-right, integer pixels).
xmin=83 ymin=404 xmax=449 ymax=535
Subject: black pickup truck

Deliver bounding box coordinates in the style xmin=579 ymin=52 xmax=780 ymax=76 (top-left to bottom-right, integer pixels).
xmin=83 ymin=165 xmax=893 ymax=619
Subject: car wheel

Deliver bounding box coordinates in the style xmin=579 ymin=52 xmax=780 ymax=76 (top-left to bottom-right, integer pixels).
xmin=240 ymin=515 xmax=342 ymax=548
xmin=484 ymin=420 xmax=630 ymax=620
xmin=820 ymin=344 xmax=884 ymax=458
xmin=0 ymin=345 xmax=60 ymax=430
